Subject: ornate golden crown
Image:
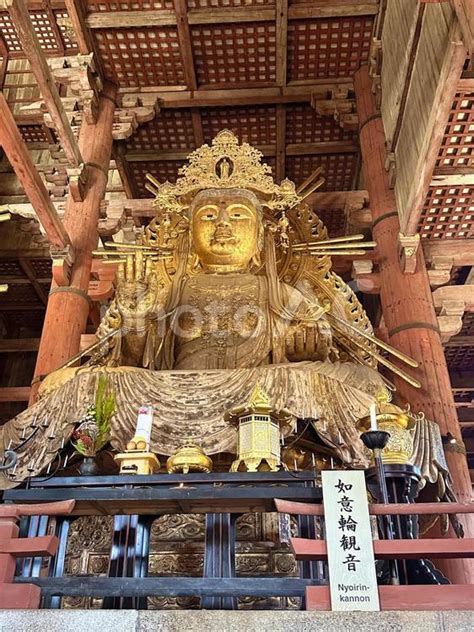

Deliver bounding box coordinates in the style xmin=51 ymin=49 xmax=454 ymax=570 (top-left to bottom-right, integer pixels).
xmin=145 ymin=130 xmax=302 ymax=215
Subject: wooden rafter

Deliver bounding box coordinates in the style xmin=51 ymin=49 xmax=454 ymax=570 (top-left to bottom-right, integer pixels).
xmin=1 ymin=0 xmax=83 ymax=168
xmin=0 ymin=93 xmax=71 ymax=250
xmin=275 ymin=105 xmax=286 ymax=183
xmin=63 ymin=0 xmax=95 ymax=55
xmin=276 ymin=0 xmax=288 ymax=88
xmin=191 ymin=109 xmax=204 ymax=147
xmin=113 ymin=143 xmax=136 ymax=199
xmin=18 ymin=258 xmax=48 ymax=305
xmin=173 ymin=0 xmax=197 ymax=91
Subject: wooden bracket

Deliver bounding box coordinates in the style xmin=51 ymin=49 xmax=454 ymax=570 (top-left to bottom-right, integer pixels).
xmin=50 ymin=243 xmax=75 ymax=287
xmin=428 ymin=256 xmax=454 ymax=288
xmin=437 ymin=299 xmax=466 ymax=343
xmin=88 ymin=258 xmax=117 ymax=301
xmin=398 ymin=232 xmax=420 ymax=274
xmin=66 ymin=163 xmax=89 ymax=202
xmin=433 ymin=285 xmax=474 ymax=342
xmin=385 ymin=151 xmax=396 ymax=188
xmin=48 ymin=54 xmax=102 ymax=124
xmin=311 ymin=87 xmax=358 ymax=131
xmin=97 ymin=199 xmax=127 ymax=237
xmin=352 ymin=260 xmax=381 ymax=294
xmin=112 ymin=94 xmax=160 ymax=140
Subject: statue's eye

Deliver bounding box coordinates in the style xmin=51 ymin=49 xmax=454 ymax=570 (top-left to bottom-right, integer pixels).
xmin=200 ymin=212 xmax=217 ymax=221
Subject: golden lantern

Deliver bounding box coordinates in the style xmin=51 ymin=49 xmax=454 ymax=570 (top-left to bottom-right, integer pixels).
xmin=166 ymin=443 xmax=213 ymax=474
xmin=357 ymin=388 xmax=416 ymax=465
xmin=226 ymin=384 xmax=293 ymax=472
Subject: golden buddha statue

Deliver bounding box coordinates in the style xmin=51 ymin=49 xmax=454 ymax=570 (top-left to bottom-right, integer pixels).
xmin=3 ymin=131 xmax=446 ymax=486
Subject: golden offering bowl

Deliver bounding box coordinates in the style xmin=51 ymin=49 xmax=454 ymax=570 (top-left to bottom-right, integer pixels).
xmin=166 ymin=444 xmax=213 ymax=474
xmin=357 ymin=405 xmax=416 ymax=465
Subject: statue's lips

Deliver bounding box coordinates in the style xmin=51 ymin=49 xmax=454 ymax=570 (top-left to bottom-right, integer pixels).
xmin=211 ymin=228 xmax=236 ymax=244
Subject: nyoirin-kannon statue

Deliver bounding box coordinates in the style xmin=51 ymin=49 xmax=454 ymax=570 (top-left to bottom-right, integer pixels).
xmin=0 ymin=132 xmax=450 ymax=486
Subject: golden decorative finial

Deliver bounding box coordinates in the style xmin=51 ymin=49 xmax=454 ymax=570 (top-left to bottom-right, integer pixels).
xmin=248 ymin=383 xmax=272 ymax=413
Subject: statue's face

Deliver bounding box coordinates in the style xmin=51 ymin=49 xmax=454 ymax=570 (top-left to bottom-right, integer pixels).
xmin=191 ymin=190 xmax=260 ymax=272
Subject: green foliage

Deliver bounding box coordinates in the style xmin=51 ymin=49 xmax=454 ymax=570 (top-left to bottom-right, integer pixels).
xmin=72 ymin=375 xmax=116 ymax=456
xmin=94 ymin=374 xmax=116 ymax=450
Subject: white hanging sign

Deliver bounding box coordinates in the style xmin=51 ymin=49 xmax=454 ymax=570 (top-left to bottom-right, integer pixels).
xmin=322 ymin=469 xmax=380 ymax=611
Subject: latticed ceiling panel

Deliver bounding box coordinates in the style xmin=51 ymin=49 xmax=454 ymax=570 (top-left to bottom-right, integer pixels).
xmin=286 ymin=105 xmax=355 ymax=144
xmin=286 ymin=153 xmax=357 ymax=191
xmin=419 ymin=186 xmax=474 ymax=240
xmin=191 ymin=23 xmax=276 ymax=87
xmin=19 ymin=124 xmax=51 ymax=144
xmin=315 ymin=209 xmax=346 ymax=237
xmin=201 ymin=105 xmax=277 ymax=146
xmin=28 ymin=259 xmax=54 ymax=278
xmin=444 ymin=345 xmax=474 ymax=371
xmin=459 ymin=312 xmax=474 ymax=336
xmin=0 ymin=261 xmax=25 ymax=278
xmin=54 ymin=10 xmax=80 ymax=52
xmin=437 ymin=92 xmax=474 ymax=169
xmin=0 ymin=10 xmax=76 ymax=57
xmin=130 ymin=160 xmax=186 ymax=196
xmin=125 ymin=110 xmax=196 ymax=152
xmin=287 ymin=17 xmax=373 ymax=81
xmin=86 ymin=0 xmax=174 ymax=10
xmin=94 ymin=27 xmax=186 ymax=88
xmin=2 ymin=283 xmax=41 ymax=304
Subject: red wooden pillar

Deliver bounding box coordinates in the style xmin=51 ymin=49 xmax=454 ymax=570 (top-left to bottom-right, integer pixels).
xmin=354 ymin=65 xmax=473 ymax=584
xmin=31 ymin=82 xmax=117 ymax=400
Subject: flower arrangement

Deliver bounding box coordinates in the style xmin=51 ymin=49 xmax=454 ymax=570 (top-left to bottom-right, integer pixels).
xmin=72 ymin=375 xmax=116 ymax=457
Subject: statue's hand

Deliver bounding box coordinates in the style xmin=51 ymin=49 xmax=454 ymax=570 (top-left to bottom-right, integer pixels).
xmin=116 ymin=253 xmax=165 ymax=328
xmin=315 ymin=317 xmax=333 ymax=361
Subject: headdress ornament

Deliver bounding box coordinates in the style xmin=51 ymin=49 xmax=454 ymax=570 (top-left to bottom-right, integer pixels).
xmin=146 ymin=130 xmax=301 ymax=216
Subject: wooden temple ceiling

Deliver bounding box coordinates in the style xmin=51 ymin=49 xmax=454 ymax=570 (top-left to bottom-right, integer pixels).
xmin=0 ymin=0 xmax=473 ymax=469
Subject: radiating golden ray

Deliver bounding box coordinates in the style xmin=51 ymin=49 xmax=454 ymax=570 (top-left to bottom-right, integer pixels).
xmin=327 ymin=312 xmax=418 ymax=368
xmin=104 ymin=241 xmax=167 ymax=251
xmin=298 ymin=249 xmax=368 ymax=256
xmin=296 ymin=166 xmax=324 ymax=195
xmin=299 ymin=178 xmax=326 ymax=202
xmin=292 ymin=241 xmax=377 ymax=251
xmin=333 ymin=324 xmax=421 ymax=389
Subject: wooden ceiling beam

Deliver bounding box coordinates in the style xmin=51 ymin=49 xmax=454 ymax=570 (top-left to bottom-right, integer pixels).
xmin=288 ymin=2 xmax=378 ymax=19
xmin=173 ymin=0 xmax=198 ymax=92
xmin=0 ymin=386 xmax=31 ymax=402
xmin=86 ymin=2 xmax=377 ymax=29
xmin=450 ymin=371 xmax=474 ymax=389
xmin=276 ymin=0 xmax=288 ymax=88
xmin=423 ymin=238 xmax=474 ymax=267
xmin=2 ymin=0 xmax=83 ymax=168
xmin=275 ymin=104 xmax=286 ymax=183
xmin=191 ymin=109 xmax=204 ymax=147
xmin=0 ymin=93 xmax=71 ymax=250
xmin=125 ymin=141 xmax=358 ymax=162
xmin=117 ymin=81 xmax=353 ymax=108
xmin=0 ymin=338 xmax=40 ymax=352
xmin=444 ymin=335 xmax=474 ymax=348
